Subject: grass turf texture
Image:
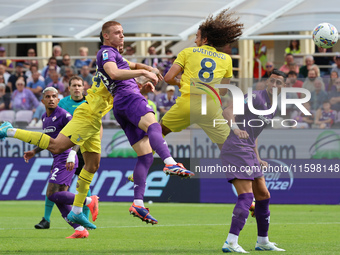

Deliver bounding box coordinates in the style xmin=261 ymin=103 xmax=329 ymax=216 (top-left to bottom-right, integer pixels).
xmin=0 ymin=201 xmax=339 ymax=254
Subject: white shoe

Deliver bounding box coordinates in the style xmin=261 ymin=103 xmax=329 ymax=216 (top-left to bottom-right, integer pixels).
xmin=28 ymin=119 xmax=37 ymax=127
xmin=35 ymin=119 xmax=43 ymax=128
xmin=255 ymin=241 xmax=285 ymax=251
xmin=222 ymin=241 xmax=249 ymax=253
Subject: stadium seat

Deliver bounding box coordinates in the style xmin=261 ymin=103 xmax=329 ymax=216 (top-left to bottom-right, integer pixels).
xmin=15 ymin=110 xmax=33 ymax=128
xmin=0 ymin=110 xmax=16 ymax=123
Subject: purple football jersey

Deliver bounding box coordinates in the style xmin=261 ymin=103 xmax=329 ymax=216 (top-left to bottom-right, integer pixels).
xmin=222 ymin=90 xmax=275 ymax=150
xmin=96 ymin=45 xmax=139 ymax=100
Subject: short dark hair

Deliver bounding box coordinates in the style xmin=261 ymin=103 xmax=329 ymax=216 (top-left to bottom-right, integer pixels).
xmin=271 ymin=69 xmax=287 ymax=81
xmin=287 ymin=71 xmax=297 ymax=77
xmin=69 ymin=75 xmax=84 ymax=87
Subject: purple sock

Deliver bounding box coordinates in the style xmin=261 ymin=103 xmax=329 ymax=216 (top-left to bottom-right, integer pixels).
xmin=49 ymin=191 xmax=75 ymax=205
xmin=229 ymin=193 xmax=254 ymax=236
xmin=147 ymin=123 xmax=171 ymax=161
xmin=54 ymin=202 xmax=80 ymax=229
xmin=134 ymin=153 xmax=154 ymax=200
xmin=255 ymin=198 xmax=270 ymax=237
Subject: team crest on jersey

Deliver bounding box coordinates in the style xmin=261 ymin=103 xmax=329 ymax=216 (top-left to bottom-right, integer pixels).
xmin=52 ymin=116 xmax=57 ymax=122
xmin=103 ymin=50 xmax=108 ymax=60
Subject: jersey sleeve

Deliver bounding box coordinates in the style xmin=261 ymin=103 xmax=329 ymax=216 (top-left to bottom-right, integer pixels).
xmin=101 ymin=48 xmax=117 ymax=66
xmin=174 ymin=49 xmax=187 ymax=69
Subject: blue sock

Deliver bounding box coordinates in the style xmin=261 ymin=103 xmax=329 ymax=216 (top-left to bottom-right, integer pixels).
xmin=83 ymin=189 xmax=92 ymax=220
xmin=44 ymin=196 xmax=54 ymax=222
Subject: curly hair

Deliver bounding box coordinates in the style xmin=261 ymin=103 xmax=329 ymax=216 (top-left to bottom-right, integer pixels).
xmin=199 ymin=9 xmax=243 ymax=48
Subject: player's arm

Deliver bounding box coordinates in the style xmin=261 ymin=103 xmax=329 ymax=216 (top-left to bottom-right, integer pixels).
xmin=104 ymin=61 xmax=158 ymax=85
xmin=164 ymin=63 xmax=182 ymax=87
xmin=24 ymin=146 xmax=44 ymax=163
xmin=254 ymin=138 xmax=268 ymax=168
xmin=65 ymin=145 xmax=80 ymax=171
xmin=222 ymin=102 xmax=249 ymax=139
xmin=219 ymin=78 xmax=230 ymax=96
xmin=130 ymin=62 xmax=164 ymax=81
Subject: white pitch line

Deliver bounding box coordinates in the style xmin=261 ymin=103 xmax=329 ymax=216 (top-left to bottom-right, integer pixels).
xmin=0 ymin=222 xmax=340 ymax=231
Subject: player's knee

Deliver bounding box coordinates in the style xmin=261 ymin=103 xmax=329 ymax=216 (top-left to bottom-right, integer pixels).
xmin=257 ymin=190 xmax=270 ymax=200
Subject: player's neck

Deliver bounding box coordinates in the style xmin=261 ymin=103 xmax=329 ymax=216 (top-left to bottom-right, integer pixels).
xmin=46 ymin=107 xmax=56 ymax=117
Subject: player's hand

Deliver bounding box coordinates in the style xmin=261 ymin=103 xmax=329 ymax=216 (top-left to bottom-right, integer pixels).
xmin=233 ymin=129 xmax=249 ymax=139
xmin=66 ymin=162 xmax=75 ymax=171
xmin=144 ymin=71 xmax=159 ymax=86
xmin=140 ymin=82 xmax=155 ymax=94
xmin=259 ymin=159 xmax=268 ymax=169
xmin=23 ymin=150 xmax=35 ymax=163
xmin=151 ymin=68 xmax=164 ymax=81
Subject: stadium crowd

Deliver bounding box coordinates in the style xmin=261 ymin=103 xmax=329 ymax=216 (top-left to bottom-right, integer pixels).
xmin=1 ymin=42 xmax=340 ymax=129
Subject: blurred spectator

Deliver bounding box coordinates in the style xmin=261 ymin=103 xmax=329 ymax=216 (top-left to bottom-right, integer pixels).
xmin=330 ymin=54 xmax=340 ymax=77
xmin=74 ymin=46 xmax=92 ymax=70
xmin=124 ymin=46 xmax=137 ymax=63
xmin=0 ymin=83 xmax=11 ymax=110
xmin=299 ymin=55 xmax=314 ymax=78
xmin=61 ymin=67 xmax=75 ymax=96
xmin=52 ymin=45 xmax=63 ymax=67
xmin=26 ymin=71 xmax=45 ymax=100
xmin=7 ymin=62 xmax=27 ymax=92
xmin=324 ymin=71 xmax=338 ymax=92
xmin=287 ymin=71 xmax=303 ymax=98
xmin=10 ymin=78 xmax=39 ymax=111
xmin=262 ymin=62 xmax=274 ymax=79
xmin=41 ymin=57 xmax=60 ymax=80
xmin=277 ymin=77 xmax=299 ymax=117
xmin=157 ymin=85 xmax=177 ymax=119
xmin=23 ymin=48 xmax=38 ymax=69
xmin=157 ymin=49 xmax=174 ymax=76
xmin=26 ymin=64 xmax=44 ymax=84
xmin=79 ymin=65 xmax=93 ymax=86
xmin=310 ymin=64 xmax=320 ymax=77
xmin=28 ymin=102 xmax=45 ymax=128
xmin=279 ymin=53 xmax=299 ymax=74
xmin=285 ymin=40 xmax=300 ymax=54
xmin=253 ymin=41 xmax=267 ymax=79
xmin=292 ymin=102 xmax=314 ymax=129
xmin=303 ymin=69 xmax=323 ymax=93
xmin=83 ymin=81 xmax=91 ymax=95
xmin=0 ymin=46 xmax=13 ymax=71
xmin=47 ymin=72 xmax=65 ymax=94
xmin=314 ymin=46 xmax=332 ymax=77
xmin=60 ymin=53 xmax=78 ymax=77
xmin=0 ymin=63 xmax=10 ymax=84
xmin=315 ymin=101 xmax=336 ymax=129
xmin=310 ymin=78 xmax=328 ymax=111
xmin=142 ymin=46 xmax=162 ymax=68
xmin=328 ymin=77 xmax=340 ymax=111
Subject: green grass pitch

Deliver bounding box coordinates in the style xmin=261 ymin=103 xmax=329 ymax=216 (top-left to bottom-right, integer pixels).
xmin=0 ymin=201 xmax=339 ymax=254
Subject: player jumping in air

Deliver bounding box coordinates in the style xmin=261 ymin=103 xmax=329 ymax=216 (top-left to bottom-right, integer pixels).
xmin=221 ymin=69 xmax=286 ymax=253
xmin=100 ymin=21 xmax=193 ymax=224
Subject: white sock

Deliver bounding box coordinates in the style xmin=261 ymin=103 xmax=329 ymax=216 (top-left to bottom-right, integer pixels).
xmin=257 ymin=236 xmax=269 ymax=244
xmin=164 ymin=157 xmax=177 ymax=165
xmin=226 ymin=233 xmax=239 ymax=246
xmin=85 ymin=197 xmax=92 ymax=206
xmin=75 ymin=226 xmax=85 ymax=231
xmin=134 ymin=199 xmax=144 ymax=207
xmin=71 ymin=206 xmax=83 ymax=214
xmin=7 ymin=128 xmax=17 ymax=137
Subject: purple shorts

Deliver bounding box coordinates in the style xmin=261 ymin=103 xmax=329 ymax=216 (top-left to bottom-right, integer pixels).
xmin=220 ymin=145 xmax=263 ymax=183
xmin=49 ymin=153 xmax=78 ymax=186
xmin=113 ymin=93 xmax=154 ymax=146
